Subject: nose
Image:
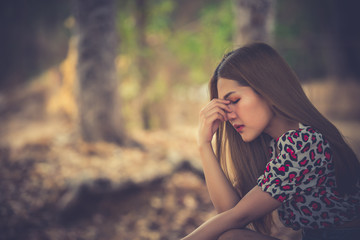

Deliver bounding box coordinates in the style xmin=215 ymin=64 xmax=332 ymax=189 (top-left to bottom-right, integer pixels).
xmin=226 ymin=107 xmax=237 ymax=121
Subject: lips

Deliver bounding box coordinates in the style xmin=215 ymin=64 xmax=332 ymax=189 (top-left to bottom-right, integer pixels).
xmin=233 ymin=124 xmax=245 ymax=132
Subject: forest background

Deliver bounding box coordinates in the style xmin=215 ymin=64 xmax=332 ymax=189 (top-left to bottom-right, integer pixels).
xmin=1 ymin=0 xmax=360 ymax=239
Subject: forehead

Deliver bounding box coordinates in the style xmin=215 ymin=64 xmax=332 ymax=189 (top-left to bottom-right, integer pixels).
xmin=217 ymin=77 xmax=244 ymax=98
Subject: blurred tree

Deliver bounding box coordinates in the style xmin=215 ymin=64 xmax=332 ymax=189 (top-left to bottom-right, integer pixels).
xmin=74 ymin=0 xmax=127 ymax=144
xmin=0 ymin=0 xmax=70 ymax=90
xmin=233 ymin=0 xmax=275 ymax=46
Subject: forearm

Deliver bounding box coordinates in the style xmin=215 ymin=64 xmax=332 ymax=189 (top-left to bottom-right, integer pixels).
xmin=182 ymin=186 xmax=282 ymax=240
xmin=181 ymin=207 xmax=246 ymax=240
xmin=199 ymin=143 xmax=240 ymax=212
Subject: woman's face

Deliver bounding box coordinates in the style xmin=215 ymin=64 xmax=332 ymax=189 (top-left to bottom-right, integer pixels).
xmin=217 ymin=77 xmax=274 ymax=142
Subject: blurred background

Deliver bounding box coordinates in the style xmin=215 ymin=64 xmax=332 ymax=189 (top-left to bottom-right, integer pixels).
xmin=0 ymin=0 xmax=359 ymax=239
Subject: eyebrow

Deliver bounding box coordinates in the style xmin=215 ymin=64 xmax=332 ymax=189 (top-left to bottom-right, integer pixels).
xmin=223 ymin=91 xmax=236 ymax=100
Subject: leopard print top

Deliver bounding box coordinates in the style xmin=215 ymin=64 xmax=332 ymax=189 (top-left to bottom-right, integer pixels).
xmin=257 ymin=124 xmax=360 ymax=230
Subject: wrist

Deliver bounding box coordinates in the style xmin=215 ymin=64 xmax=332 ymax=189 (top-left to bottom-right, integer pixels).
xmin=198 ymin=141 xmax=213 ymax=152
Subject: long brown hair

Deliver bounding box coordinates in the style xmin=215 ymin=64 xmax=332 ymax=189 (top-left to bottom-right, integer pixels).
xmin=209 ymin=42 xmax=360 ymax=234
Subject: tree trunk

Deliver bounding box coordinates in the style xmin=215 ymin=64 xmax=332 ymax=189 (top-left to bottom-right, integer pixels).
xmin=234 ymin=0 xmax=275 ymax=46
xmin=74 ymin=0 xmax=127 ymax=144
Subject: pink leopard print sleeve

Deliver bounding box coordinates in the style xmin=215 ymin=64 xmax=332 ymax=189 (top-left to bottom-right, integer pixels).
xmin=257 ymin=126 xmax=332 ymax=203
xmin=257 ymin=125 xmax=360 ymax=230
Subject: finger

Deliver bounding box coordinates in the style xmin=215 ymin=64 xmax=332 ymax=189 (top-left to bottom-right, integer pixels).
xmin=202 ymin=107 xmax=229 ymax=123
xmin=204 ymin=104 xmax=227 ymax=117
xmin=211 ymin=98 xmax=231 ymax=107
xmin=204 ymin=108 xmax=228 ymax=122
xmin=202 ymin=114 xmax=225 ymax=128
xmin=212 ymin=98 xmax=230 ymax=103
xmin=206 ymin=100 xmax=232 ymax=113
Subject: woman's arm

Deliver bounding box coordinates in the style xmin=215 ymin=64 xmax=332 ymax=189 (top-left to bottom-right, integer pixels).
xmin=181 ymin=186 xmax=282 ymax=240
xmin=198 ymin=99 xmax=240 ymax=212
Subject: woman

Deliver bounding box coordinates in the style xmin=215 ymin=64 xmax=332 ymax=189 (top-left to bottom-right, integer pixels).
xmin=181 ymin=42 xmax=360 ymax=240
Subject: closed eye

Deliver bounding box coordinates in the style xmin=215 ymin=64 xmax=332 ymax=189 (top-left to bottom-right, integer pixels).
xmin=231 ymin=99 xmax=240 ymax=104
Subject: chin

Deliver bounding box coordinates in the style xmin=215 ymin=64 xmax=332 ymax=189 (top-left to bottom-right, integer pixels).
xmin=240 ymin=135 xmax=252 ymax=142
xmin=240 ymin=132 xmax=260 ymax=142
xmin=242 ymin=138 xmax=254 ymax=143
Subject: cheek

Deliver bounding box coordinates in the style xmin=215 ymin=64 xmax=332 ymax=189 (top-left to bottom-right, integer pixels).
xmin=234 ymin=97 xmax=272 ymax=122
xmin=258 ymin=102 xmax=273 ymax=121
xmin=249 ymin=99 xmax=273 ymax=121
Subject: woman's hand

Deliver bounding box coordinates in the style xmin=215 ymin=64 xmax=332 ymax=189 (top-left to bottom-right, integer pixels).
xmin=198 ymin=99 xmax=231 ymax=146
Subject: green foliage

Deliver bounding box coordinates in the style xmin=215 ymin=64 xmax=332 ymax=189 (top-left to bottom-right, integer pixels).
xmin=168 ymin=0 xmax=234 ymax=85
xmin=116 ymin=0 xmax=234 ymax=86
xmin=116 ymin=0 xmax=235 ymax=129
xmin=116 ymin=1 xmax=138 ymax=55
xmin=147 ymin=0 xmax=174 ymax=33
xmin=117 ymin=0 xmax=234 ymax=128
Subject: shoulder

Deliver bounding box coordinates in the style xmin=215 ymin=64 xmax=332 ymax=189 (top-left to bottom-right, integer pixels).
xmin=279 ymin=124 xmax=321 ymax=142
xmin=276 ymin=124 xmax=332 ymax=163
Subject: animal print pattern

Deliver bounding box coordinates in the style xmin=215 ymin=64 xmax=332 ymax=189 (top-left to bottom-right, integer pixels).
xmin=257 ymin=124 xmax=360 ymax=230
